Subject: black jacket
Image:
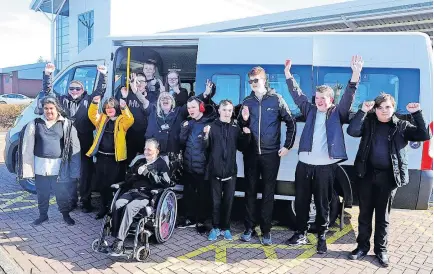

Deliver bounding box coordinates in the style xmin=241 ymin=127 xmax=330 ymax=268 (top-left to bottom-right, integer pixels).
xmin=203 ymin=119 xmax=251 ymax=180
xmin=172 ymin=88 xmax=190 ymax=107
xmin=145 ymin=105 xmax=188 ymax=155
xmin=124 ymin=155 xmax=172 ymax=192
xmin=116 ymin=91 xmax=148 ymax=133
xmin=41 ymin=72 xmax=106 ymax=135
xmin=180 ymin=105 xmax=217 ymax=174
xmin=347 ymin=110 xmax=430 ymax=187
xmin=238 ymin=89 xmax=296 ymax=155
xmin=286 ymin=77 xmax=358 ymax=161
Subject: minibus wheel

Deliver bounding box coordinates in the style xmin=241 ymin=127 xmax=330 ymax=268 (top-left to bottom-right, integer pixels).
xmin=18 ymin=178 xmax=37 ymax=194
xmin=287 ymin=191 xmax=340 ymax=233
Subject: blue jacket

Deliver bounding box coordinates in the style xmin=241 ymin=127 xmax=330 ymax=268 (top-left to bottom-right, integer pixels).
xmin=180 ymin=105 xmax=217 ymax=174
xmin=286 ymin=77 xmax=358 ymax=162
xmin=238 ymin=89 xmax=296 ymax=155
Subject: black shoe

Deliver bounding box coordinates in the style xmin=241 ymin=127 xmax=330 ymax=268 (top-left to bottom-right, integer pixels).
xmin=62 ymin=213 xmax=75 ymax=226
xmin=95 ymin=208 xmax=107 ymax=220
xmin=317 ymin=234 xmax=327 ymax=254
xmin=177 ymin=219 xmax=196 ymax=228
xmin=32 ymin=215 xmax=48 ymax=226
xmin=376 ymin=252 xmax=389 ymax=267
xmin=348 ymin=248 xmax=368 ymax=260
xmin=287 ymin=232 xmax=308 ymax=246
xmin=196 ymin=222 xmax=208 ymax=234
xmin=82 ymin=204 xmax=94 ymax=213
xmin=110 ymin=239 xmax=124 ymax=257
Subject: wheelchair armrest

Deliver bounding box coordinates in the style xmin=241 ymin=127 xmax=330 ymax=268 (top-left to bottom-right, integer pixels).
xmin=111 ymin=181 xmax=126 ymax=189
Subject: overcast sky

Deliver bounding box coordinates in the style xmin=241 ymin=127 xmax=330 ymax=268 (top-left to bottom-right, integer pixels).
xmin=0 ymin=0 xmax=351 ymax=68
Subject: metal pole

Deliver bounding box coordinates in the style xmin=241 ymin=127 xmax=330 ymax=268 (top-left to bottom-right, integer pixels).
xmin=51 ymin=0 xmax=55 ymax=66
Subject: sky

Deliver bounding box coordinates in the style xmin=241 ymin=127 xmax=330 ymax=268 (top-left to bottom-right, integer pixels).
xmin=0 ymin=0 xmax=351 ymax=68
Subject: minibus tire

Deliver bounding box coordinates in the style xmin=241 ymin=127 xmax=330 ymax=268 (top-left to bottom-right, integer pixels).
xmin=287 ymin=191 xmax=340 ymax=233
xmin=18 ymin=178 xmax=37 ymax=194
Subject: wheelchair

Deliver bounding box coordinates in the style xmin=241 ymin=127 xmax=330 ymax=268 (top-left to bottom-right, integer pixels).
xmin=91 ymin=182 xmax=178 ymax=262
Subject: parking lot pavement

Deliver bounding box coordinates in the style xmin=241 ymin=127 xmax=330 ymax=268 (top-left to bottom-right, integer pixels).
xmin=0 ymin=163 xmax=432 ymax=274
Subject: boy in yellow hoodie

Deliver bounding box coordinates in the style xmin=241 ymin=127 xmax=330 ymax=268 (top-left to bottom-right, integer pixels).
xmin=87 ymin=94 xmax=134 ymax=219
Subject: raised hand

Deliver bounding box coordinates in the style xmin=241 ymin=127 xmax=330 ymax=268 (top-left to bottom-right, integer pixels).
xmin=138 ymin=164 xmax=148 ymax=175
xmin=158 ymin=79 xmax=165 ymax=92
xmin=204 ymin=79 xmax=213 ymax=98
xmin=120 ymin=86 xmax=129 ymax=98
xmin=120 ymin=98 xmax=127 ymax=109
xmin=45 ymin=63 xmax=55 ymax=75
xmin=361 ymin=101 xmax=375 ymax=113
xmin=97 ymin=65 xmax=107 ymax=75
xmin=93 ymin=96 xmax=101 ymax=103
xmin=284 ymin=59 xmax=292 ymax=79
xmin=241 ymin=106 xmax=250 ymax=121
xmin=406 ymin=103 xmax=421 ymax=113
xmin=242 ymin=127 xmax=251 ymax=134
xmin=350 ymin=55 xmax=364 ymax=74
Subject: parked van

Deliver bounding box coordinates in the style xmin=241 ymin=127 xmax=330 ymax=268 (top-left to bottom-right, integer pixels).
xmin=5 ymin=33 xmax=432 ymax=225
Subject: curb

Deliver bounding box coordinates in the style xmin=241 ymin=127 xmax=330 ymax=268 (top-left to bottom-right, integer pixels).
xmin=0 ymin=247 xmax=24 ymax=274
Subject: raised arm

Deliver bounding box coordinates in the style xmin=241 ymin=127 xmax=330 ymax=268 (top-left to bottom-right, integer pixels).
xmin=119 ymin=99 xmax=135 ymax=131
xmin=92 ymin=65 xmax=108 ymax=98
xmin=402 ymin=103 xmax=431 ymax=142
xmin=347 ymin=101 xmax=373 ymax=137
xmin=88 ymin=96 xmax=102 ymax=128
xmin=284 ymin=60 xmax=313 ymax=118
xmin=336 ymin=56 xmax=363 ymax=122
xmin=43 ymin=63 xmax=56 ymax=96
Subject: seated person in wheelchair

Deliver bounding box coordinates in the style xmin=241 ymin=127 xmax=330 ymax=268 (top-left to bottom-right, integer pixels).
xmin=111 ymin=138 xmax=171 ymax=256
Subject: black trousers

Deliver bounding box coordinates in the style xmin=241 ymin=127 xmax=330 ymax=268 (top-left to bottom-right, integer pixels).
xmin=211 ymin=177 xmax=236 ymax=230
xmin=35 ymin=175 xmax=72 ymax=216
xmin=243 ymin=152 xmax=280 ymax=234
xmin=95 ymin=154 xmax=120 ymax=210
xmin=356 ymin=168 xmax=397 ymax=254
xmin=294 ymin=161 xmax=337 ymax=234
xmin=78 ymin=133 xmax=94 ymax=206
xmin=183 ymin=171 xmax=210 ymax=223
xmin=112 ymin=191 xmax=149 ymax=241
xmin=126 ymin=129 xmax=146 ymax=165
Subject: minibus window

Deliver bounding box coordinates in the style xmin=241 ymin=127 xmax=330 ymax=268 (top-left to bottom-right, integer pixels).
xmin=211 ymin=75 xmax=241 ymax=104
xmin=73 ymin=66 xmax=97 ymax=94
xmin=324 ymin=72 xmax=399 ymax=112
xmin=53 ymin=71 xmax=73 ymax=95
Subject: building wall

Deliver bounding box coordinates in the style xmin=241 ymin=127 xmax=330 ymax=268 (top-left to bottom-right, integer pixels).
xmin=1 ymin=75 xmax=12 ymax=95
xmin=68 ymin=0 xmax=111 ymax=63
xmin=17 ymin=79 xmax=42 ymax=98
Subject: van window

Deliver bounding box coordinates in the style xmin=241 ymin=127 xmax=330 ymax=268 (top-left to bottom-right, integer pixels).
xmin=324 ymin=73 xmax=399 ymax=112
xmin=73 ymin=66 xmax=97 ymax=94
xmin=53 ymin=70 xmax=73 ymax=95
xmin=244 ymin=73 xmax=301 ymax=116
xmin=211 ymin=74 xmax=241 ymax=104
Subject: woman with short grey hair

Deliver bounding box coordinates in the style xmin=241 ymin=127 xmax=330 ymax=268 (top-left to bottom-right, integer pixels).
xmin=18 ymin=96 xmax=81 ymax=226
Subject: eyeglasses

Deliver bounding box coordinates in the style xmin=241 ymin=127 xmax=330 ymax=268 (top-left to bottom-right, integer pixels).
xmin=168 ymin=78 xmax=178 ymax=81
xmin=69 ymin=87 xmax=82 ymax=91
xmin=248 ymin=78 xmax=263 ymax=84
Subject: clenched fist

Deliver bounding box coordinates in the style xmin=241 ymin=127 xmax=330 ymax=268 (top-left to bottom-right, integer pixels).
xmin=242 ymin=127 xmax=251 ymax=134
xmin=93 ymin=96 xmax=101 ymax=103
xmin=97 ymin=65 xmax=107 ymax=75
xmin=120 ymin=99 xmax=126 ymax=109
xmin=406 ymin=103 xmax=421 ymax=113
xmin=241 ymin=106 xmax=249 ymax=121
xmin=361 ymin=101 xmax=375 ymax=113
xmin=45 ymin=63 xmax=55 ymax=75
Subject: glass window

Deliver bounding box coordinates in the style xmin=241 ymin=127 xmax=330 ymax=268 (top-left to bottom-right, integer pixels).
xmin=324 ymin=73 xmax=399 ymax=112
xmin=73 ymin=66 xmax=97 ymax=94
xmin=244 ymin=73 xmax=301 ymax=116
xmin=56 ymin=15 xmax=69 ymax=70
xmin=53 ymin=70 xmax=73 ymax=96
xmin=78 ymin=10 xmax=94 ymax=53
xmin=211 ymin=75 xmax=241 ymax=104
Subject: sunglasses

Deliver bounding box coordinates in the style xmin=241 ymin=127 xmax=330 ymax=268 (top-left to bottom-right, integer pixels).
xmin=69 ymin=87 xmax=82 ymax=91
xmin=248 ymin=78 xmax=263 ymax=84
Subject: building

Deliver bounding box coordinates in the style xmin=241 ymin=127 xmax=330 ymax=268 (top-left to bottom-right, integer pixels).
xmin=0 ymin=63 xmax=45 ymax=98
xmin=29 ymin=0 xmax=433 ymax=71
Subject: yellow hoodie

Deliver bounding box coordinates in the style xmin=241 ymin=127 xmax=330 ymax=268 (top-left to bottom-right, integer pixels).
xmin=86 ymin=102 xmax=134 ymax=162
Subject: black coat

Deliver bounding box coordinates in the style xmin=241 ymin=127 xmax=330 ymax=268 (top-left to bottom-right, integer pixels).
xmin=238 ymin=89 xmax=296 ymax=155
xmin=203 ymin=119 xmax=250 ymax=180
xmin=145 ymin=105 xmax=188 ymax=155
xmin=172 ymin=88 xmax=190 ymax=108
xmin=125 ymin=156 xmax=171 ymax=191
xmin=41 ymin=72 xmax=106 ymax=135
xmin=347 ymin=110 xmax=430 ymax=187
xmin=180 ymin=105 xmax=217 ymax=174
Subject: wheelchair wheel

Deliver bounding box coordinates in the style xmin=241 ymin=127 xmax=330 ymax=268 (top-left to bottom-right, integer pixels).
xmin=135 ymin=246 xmax=150 ymax=262
xmin=91 ymin=239 xmax=108 ymax=253
xmin=154 ymin=189 xmax=177 ymax=243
